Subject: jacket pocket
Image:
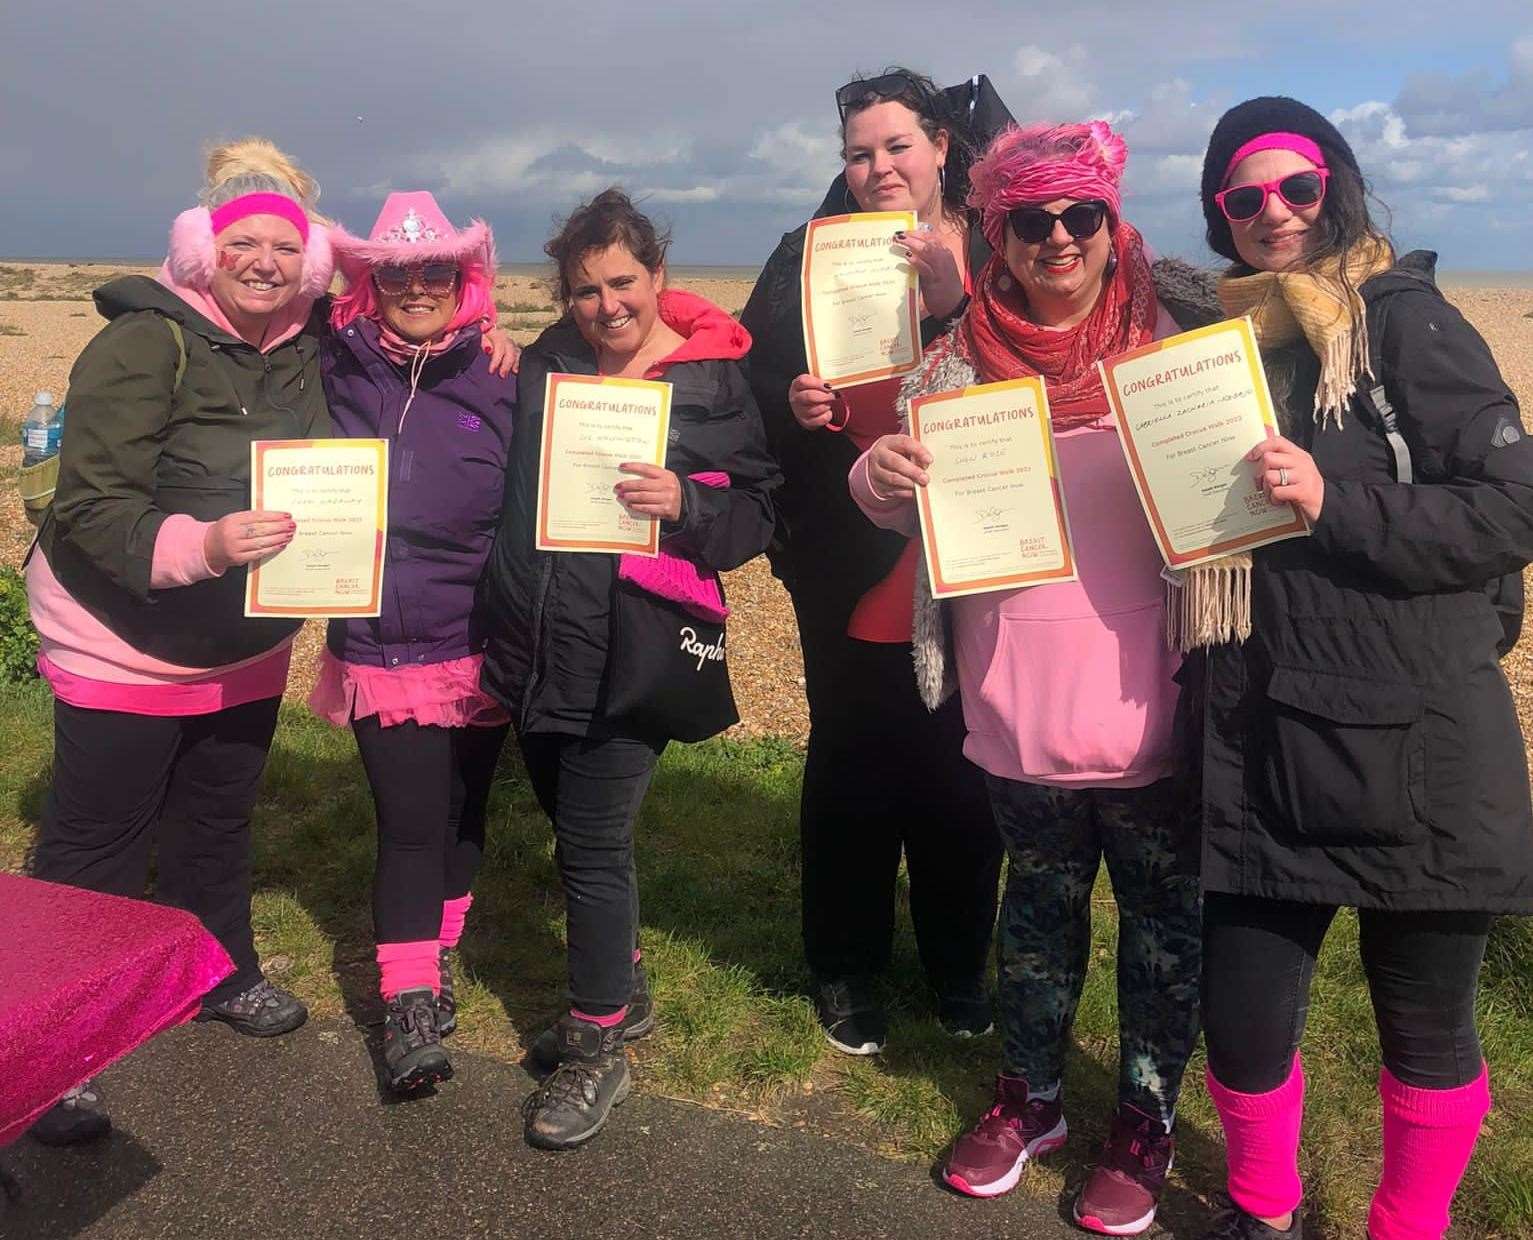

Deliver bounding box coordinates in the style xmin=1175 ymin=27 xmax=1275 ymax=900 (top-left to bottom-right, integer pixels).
xmin=1255 ymin=667 xmax=1428 ymax=846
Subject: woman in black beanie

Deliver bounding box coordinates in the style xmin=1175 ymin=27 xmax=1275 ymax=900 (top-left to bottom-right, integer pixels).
xmin=1190 ymin=96 xmax=1533 ymax=1240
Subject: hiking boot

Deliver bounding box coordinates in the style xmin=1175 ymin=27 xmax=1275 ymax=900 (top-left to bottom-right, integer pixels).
xmin=943 ymin=1074 xmax=1067 ymax=1198
xmin=196 ymin=977 xmax=308 ymax=1037
xmin=437 ymin=948 xmax=457 ymax=1038
xmin=522 ymin=1014 xmax=631 ymax=1150
xmin=1074 ymin=1104 xmax=1175 ymax=1235
xmin=528 ymin=965 xmax=654 ymax=1071
xmin=382 ymin=987 xmax=453 ymax=1093
xmin=937 ymin=976 xmax=995 ymax=1039
xmin=1200 ymin=1200 xmax=1304 ymax=1240
xmin=816 ymin=977 xmax=886 ymax=1056
xmin=29 ymin=1079 xmax=110 ymax=1146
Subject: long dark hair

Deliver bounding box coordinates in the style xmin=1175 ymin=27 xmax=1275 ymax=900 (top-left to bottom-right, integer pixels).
xmin=838 ymin=66 xmax=975 ymax=219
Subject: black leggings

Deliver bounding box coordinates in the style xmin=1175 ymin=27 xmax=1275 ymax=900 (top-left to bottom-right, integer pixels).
xmin=519 ymin=731 xmax=664 ymax=1015
xmin=796 ymin=614 xmax=1001 ymax=988
xmin=352 ymin=716 xmax=509 ymax=945
xmin=35 ymin=696 xmax=281 ymax=1003
xmin=1202 ymin=893 xmax=1492 ymax=1091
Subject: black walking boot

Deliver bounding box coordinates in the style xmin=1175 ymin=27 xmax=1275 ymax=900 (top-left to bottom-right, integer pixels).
xmin=528 ymin=964 xmax=654 ymax=1070
xmin=197 ymin=977 xmax=308 ymax=1037
xmin=437 ymin=947 xmax=458 ymax=1038
xmin=382 ymin=987 xmax=453 ymax=1093
xmin=522 ymin=1014 xmax=631 ymax=1150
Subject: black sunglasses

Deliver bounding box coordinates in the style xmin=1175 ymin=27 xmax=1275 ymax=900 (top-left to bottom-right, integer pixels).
xmin=835 ymin=71 xmax=930 ymax=122
xmin=372 ymin=262 xmax=460 ymax=297
xmin=1006 ymin=200 xmax=1109 ymax=245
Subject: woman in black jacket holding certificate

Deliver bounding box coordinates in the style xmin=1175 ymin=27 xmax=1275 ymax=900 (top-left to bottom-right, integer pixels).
xmin=479 ymin=188 xmax=778 ymax=1152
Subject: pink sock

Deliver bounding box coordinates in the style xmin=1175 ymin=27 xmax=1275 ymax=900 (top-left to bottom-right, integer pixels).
xmin=632 ymin=947 xmax=642 ymax=964
xmin=1206 ymin=1054 xmax=1306 ymax=1219
xmin=1368 ymin=1063 xmax=1491 ymax=1240
xmin=377 ymin=940 xmax=441 ymax=1000
xmin=439 ymin=894 xmax=473 ymax=950
xmin=571 ymin=1005 xmax=629 ymax=1028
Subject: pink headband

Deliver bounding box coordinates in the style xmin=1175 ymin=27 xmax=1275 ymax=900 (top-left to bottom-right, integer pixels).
xmin=968 ymin=121 xmax=1127 ymax=251
xmin=1222 ymin=133 xmax=1328 ymax=187
xmin=208 ymin=192 xmax=311 ymax=243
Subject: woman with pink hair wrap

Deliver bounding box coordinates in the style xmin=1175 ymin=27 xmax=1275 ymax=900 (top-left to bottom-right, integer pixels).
xmin=851 ymin=120 xmax=1217 ymax=1233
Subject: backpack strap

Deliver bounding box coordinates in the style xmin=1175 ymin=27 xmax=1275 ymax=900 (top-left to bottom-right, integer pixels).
xmin=1363 ymin=380 xmax=1413 ymax=484
xmin=164 ymin=317 xmax=188 ymax=392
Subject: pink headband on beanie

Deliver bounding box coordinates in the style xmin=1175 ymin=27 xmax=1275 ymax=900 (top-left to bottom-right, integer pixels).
xmin=208 ymin=192 xmax=311 ymax=242
xmin=1222 ymin=132 xmax=1328 ymax=187
xmin=967 ymin=121 xmax=1127 ymax=250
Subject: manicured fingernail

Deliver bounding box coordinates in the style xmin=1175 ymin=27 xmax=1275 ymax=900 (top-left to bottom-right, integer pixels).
xmin=893 ymin=230 xmax=906 ymax=239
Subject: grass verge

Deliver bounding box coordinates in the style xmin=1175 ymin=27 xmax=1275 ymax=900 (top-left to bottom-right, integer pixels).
xmin=1 ymin=679 xmax=1528 ymax=1236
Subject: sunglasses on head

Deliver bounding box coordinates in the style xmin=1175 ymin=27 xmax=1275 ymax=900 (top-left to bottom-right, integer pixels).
xmin=835 ymin=71 xmax=929 ymax=122
xmin=1007 ymin=200 xmax=1109 ymax=245
xmin=1215 ymin=169 xmax=1329 ymax=223
xmin=372 ymin=262 xmax=460 ymax=297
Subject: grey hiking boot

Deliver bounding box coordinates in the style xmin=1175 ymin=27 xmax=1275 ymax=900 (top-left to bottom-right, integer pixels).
xmin=29 ymin=1079 xmax=110 ymax=1146
xmin=529 ymin=965 xmax=654 ymax=1071
xmin=437 ymin=948 xmax=457 ymax=1038
xmin=522 ymin=1014 xmax=631 ymax=1150
xmin=1200 ymin=1199 xmax=1304 ymax=1239
xmin=196 ymin=977 xmax=307 ymax=1037
xmin=382 ymin=987 xmax=453 ymax=1093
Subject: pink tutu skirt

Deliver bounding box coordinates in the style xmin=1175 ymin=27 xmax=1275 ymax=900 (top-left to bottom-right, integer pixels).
xmin=308 ymin=649 xmax=509 ymax=729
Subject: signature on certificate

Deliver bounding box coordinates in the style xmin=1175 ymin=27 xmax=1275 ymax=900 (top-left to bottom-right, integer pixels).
xmin=977 ymin=505 xmax=1004 ymax=521
xmin=301 ymin=548 xmax=333 ymax=563
xmin=1190 ymin=463 xmax=1229 ymax=488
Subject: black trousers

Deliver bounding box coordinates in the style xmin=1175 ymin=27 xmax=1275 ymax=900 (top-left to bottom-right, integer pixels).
xmin=1202 ymin=892 xmax=1492 ymax=1091
xmin=519 ymin=731 xmax=664 ymax=1015
xmin=34 ymin=696 xmax=282 ymax=1003
xmin=352 ymin=716 xmax=509 ymax=945
xmin=796 ymin=614 xmax=1002 ymax=989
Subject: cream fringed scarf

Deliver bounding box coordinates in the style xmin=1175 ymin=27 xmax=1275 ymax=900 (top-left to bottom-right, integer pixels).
xmin=1164 ymin=239 xmax=1394 ymax=653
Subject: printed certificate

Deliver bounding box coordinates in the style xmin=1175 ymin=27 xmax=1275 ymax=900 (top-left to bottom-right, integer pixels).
xmin=801 ymin=210 xmax=920 ymax=388
xmin=910 ymin=377 xmax=1077 ymax=599
xmin=535 ymin=373 xmax=673 ymax=556
xmin=246 ymin=438 xmax=388 ymax=618
xmin=1098 ymin=317 xmax=1308 ymax=570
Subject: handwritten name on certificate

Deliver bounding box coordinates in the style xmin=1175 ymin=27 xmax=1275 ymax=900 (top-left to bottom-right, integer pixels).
xmin=1098 ymin=317 xmax=1308 ymax=570
xmin=535 ymin=374 xmax=673 ymax=557
xmin=910 ymin=378 xmax=1077 ymax=599
xmin=246 ymin=438 xmax=388 ymax=618
xmin=801 ymin=211 xmax=920 ymax=388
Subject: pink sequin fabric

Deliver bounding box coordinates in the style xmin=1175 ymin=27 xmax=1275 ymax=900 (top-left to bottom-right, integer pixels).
xmin=308 ymin=649 xmax=509 ymax=729
xmin=0 ymin=874 xmax=232 ymax=1146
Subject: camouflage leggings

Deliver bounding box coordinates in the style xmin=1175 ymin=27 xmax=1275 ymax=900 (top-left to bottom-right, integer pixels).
xmin=987 ymin=775 xmax=1202 ymax=1125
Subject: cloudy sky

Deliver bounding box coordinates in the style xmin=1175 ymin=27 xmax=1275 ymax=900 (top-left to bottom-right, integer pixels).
xmin=5 ymin=1 xmax=1531 ymax=271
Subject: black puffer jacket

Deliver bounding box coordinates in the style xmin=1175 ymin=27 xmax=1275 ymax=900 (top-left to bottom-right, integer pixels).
xmin=1199 ymin=251 xmax=1533 ymax=912
xmin=739 ymin=220 xmax=990 ymax=634
xmin=479 ymin=298 xmax=779 ymax=740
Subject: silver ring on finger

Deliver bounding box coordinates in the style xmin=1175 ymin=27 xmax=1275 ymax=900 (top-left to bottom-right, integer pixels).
xmin=1278 ymin=467 xmax=1290 ymax=487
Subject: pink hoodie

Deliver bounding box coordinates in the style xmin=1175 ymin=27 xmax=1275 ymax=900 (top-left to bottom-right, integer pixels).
xmin=849 ymin=306 xmax=1183 ymax=788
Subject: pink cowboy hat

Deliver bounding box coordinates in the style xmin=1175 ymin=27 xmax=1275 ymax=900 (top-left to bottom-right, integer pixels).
xmin=331 ymin=191 xmax=494 ymax=268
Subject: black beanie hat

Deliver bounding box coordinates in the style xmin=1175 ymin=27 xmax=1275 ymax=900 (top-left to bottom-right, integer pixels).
xmin=1200 ymin=96 xmax=1362 ymax=262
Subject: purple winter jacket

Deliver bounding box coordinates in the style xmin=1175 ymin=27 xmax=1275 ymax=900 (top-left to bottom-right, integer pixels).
xmin=319 ymin=319 xmax=515 ymax=669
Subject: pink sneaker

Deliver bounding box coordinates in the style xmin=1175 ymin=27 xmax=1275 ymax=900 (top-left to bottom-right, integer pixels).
xmin=1073 ymin=1104 xmax=1174 ymax=1235
xmin=943 ymin=1074 xmax=1068 ymax=1198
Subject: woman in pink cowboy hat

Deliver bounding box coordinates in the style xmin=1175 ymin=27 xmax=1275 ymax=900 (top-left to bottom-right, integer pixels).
xmin=24 ymin=138 xmax=334 ymax=1144
xmin=312 ymin=192 xmax=516 ymax=1093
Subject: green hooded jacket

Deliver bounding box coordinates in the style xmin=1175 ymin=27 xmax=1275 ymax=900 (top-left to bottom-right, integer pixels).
xmin=38 ymin=275 xmax=331 ymax=667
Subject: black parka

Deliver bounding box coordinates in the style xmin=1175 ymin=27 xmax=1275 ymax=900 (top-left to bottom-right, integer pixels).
xmin=478 ymin=311 xmax=780 ymax=740
xmin=1198 ymin=251 xmax=1533 ymax=912
xmin=39 ymin=277 xmax=329 ymax=668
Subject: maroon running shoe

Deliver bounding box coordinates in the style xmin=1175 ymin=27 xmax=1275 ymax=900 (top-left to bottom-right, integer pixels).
xmin=943 ymin=1074 xmax=1068 ymax=1198
xmin=1073 ymin=1104 xmax=1175 ymax=1235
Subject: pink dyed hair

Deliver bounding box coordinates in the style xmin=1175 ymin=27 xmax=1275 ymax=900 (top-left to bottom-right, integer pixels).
xmin=967 ymin=121 xmax=1129 ymax=250
xmin=329 ymin=245 xmax=496 ymax=334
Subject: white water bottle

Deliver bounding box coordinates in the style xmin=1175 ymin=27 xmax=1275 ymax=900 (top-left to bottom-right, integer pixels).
xmin=21 ymin=391 xmax=63 ymax=467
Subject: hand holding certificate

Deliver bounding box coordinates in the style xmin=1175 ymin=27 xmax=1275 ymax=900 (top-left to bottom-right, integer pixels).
xmin=535 ymin=374 xmax=673 ymax=556
xmin=801 ymin=211 xmax=921 ymax=388
xmin=246 ymin=439 xmax=389 ymax=618
xmin=1098 ymin=317 xmax=1308 ymax=570
xmin=909 ymin=378 xmax=1077 ymax=598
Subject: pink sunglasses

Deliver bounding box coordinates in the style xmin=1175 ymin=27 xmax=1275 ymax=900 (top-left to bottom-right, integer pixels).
xmin=1215 ymin=168 xmax=1329 ymax=223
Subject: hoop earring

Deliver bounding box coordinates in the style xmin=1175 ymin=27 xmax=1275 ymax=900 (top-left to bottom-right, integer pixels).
xmin=939 ymin=165 xmax=947 ymax=200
